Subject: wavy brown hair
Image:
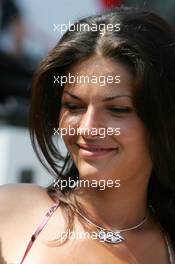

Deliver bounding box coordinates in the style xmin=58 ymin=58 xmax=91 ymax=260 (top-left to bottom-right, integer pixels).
xmin=30 ymin=7 xmax=175 ymax=246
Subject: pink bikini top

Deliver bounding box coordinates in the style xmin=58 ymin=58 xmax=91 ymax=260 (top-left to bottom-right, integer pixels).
xmin=19 ymin=202 xmax=175 ymax=264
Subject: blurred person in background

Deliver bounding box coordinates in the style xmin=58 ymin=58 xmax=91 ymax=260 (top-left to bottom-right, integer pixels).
xmin=0 ymin=0 xmax=25 ymax=58
xmin=0 ymin=0 xmax=33 ymax=126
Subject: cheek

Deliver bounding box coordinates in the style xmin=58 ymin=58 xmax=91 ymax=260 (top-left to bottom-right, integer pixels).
xmin=59 ymin=109 xmax=80 ymax=127
xmin=113 ymin=116 xmax=150 ymax=149
xmin=59 ymin=110 xmax=82 ymax=135
xmin=59 ymin=110 xmax=80 ymax=149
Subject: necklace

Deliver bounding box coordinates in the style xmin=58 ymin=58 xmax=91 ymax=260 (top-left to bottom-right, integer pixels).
xmin=75 ymin=208 xmax=147 ymax=244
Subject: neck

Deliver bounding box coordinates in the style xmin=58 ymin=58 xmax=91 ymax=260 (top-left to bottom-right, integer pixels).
xmin=73 ymin=175 xmax=151 ymax=230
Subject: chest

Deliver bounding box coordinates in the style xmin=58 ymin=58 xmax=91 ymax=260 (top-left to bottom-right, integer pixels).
xmin=2 ymin=232 xmax=170 ymax=264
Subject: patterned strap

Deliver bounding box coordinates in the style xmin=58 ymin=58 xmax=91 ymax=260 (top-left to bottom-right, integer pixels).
xmin=162 ymin=229 xmax=175 ymax=264
xmin=20 ymin=202 xmax=60 ymax=264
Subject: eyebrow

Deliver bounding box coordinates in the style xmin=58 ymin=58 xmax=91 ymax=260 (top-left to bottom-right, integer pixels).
xmin=63 ymin=91 xmax=133 ymax=101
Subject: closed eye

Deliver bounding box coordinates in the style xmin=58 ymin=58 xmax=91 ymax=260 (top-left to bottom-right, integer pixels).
xmin=62 ymin=103 xmax=84 ymax=111
xmin=108 ymin=107 xmax=133 ymax=113
xmin=62 ymin=103 xmax=133 ymax=114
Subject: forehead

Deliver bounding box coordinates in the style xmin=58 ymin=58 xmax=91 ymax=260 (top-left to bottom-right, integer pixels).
xmin=63 ymin=54 xmax=133 ymax=98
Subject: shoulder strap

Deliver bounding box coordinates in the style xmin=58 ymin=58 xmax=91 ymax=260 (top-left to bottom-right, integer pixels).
xmin=162 ymin=228 xmax=175 ymax=264
xmin=20 ymin=202 xmax=60 ymax=264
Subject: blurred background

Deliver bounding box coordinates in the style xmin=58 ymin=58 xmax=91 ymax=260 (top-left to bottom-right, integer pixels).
xmin=0 ymin=0 xmax=175 ymax=186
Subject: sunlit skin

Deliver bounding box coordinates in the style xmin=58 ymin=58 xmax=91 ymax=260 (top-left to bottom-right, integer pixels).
xmin=59 ymin=55 xmax=152 ymax=184
xmin=58 ymin=54 xmax=153 ymax=230
xmin=0 ymin=55 xmax=171 ymax=264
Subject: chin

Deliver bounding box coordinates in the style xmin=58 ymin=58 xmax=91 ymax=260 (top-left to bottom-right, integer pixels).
xmin=78 ymin=164 xmax=111 ymax=181
xmin=78 ymin=167 xmax=101 ymax=180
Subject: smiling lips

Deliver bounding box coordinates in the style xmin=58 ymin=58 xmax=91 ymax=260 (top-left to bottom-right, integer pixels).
xmin=76 ymin=143 xmax=118 ymax=157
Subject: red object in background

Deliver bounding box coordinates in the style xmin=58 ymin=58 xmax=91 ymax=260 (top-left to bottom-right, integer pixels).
xmin=101 ymin=0 xmax=122 ymax=9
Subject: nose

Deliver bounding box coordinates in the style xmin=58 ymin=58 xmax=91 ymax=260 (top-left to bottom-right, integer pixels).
xmin=77 ymin=105 xmax=103 ymax=138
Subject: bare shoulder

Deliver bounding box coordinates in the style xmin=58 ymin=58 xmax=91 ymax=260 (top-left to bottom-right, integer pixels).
xmin=0 ymin=183 xmax=48 ymax=203
xmin=0 ymin=183 xmax=53 ymax=226
xmin=0 ymin=184 xmax=68 ymax=263
xmin=0 ymin=182 xmax=46 ymax=196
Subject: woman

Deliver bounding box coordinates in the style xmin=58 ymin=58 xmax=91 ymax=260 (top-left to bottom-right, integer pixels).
xmin=0 ymin=6 xmax=175 ymax=264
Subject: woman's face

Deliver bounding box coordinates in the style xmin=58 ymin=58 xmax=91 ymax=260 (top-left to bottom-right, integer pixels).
xmin=59 ymin=55 xmax=152 ymax=184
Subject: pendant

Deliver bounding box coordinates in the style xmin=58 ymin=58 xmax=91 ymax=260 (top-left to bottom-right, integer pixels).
xmin=98 ymin=229 xmax=125 ymax=244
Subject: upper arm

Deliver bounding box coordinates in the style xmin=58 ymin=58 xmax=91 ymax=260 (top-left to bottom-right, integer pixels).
xmin=0 ymin=184 xmax=14 ymax=222
xmin=0 ymin=184 xmax=16 ymax=239
xmin=0 ymin=183 xmax=46 ymax=231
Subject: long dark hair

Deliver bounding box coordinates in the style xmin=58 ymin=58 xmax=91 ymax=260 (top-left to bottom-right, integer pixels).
xmin=30 ymin=6 xmax=175 ymax=246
